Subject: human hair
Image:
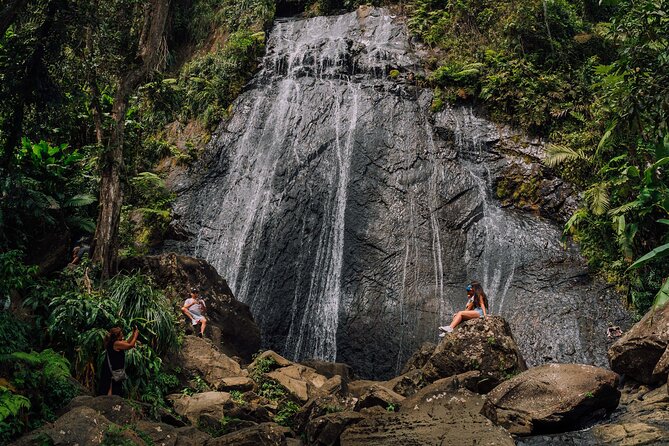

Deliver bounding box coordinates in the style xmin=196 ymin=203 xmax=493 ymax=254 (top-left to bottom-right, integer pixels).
xmin=470 ymin=281 xmax=489 ymax=309
xmin=104 ymin=327 xmax=123 ymax=349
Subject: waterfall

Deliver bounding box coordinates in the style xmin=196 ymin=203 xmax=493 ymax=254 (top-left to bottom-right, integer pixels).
xmin=167 ymin=7 xmax=629 ymax=378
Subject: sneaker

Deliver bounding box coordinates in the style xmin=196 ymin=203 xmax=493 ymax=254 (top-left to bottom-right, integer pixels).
xmin=439 ymin=326 xmax=453 ymax=333
xmin=197 ymin=332 xmax=203 ymax=338
xmin=438 ymin=332 xmax=446 ymax=338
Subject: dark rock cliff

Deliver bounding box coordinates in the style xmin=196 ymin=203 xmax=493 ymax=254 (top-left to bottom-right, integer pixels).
xmin=163 ymin=7 xmax=630 ymax=378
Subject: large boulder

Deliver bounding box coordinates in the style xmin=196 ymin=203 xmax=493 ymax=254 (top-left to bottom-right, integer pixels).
xmin=483 ymin=363 xmax=620 ymax=436
xmin=206 ymin=422 xmax=290 ymax=445
xmin=306 ymin=411 xmax=367 ymax=446
xmin=11 ymin=404 xmax=211 ymax=446
xmin=119 ymin=253 xmax=261 ymax=360
xmin=609 ymin=301 xmax=669 ymax=384
xmin=338 ymin=378 xmax=514 ymax=445
xmin=167 ymin=391 xmax=232 ymax=425
xmin=11 ymin=406 xmax=115 ymax=446
xmin=267 ymin=364 xmax=342 ymax=402
xmin=177 ymin=335 xmax=245 ymax=389
xmin=516 ymin=383 xmax=669 ymax=445
xmin=421 ymin=316 xmax=527 ymax=391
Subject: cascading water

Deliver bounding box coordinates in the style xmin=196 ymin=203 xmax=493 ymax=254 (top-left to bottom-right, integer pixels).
xmin=166 ymin=7 xmax=629 ymax=378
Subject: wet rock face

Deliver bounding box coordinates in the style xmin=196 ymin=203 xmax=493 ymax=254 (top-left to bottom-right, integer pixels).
xmin=164 ymin=7 xmax=630 ymax=379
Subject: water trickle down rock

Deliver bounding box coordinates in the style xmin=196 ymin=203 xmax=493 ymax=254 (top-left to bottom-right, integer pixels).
xmin=165 ymin=7 xmax=630 ymax=379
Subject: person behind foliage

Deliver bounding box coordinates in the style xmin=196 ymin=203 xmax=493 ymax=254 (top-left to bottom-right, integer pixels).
xmin=98 ymin=326 xmax=139 ymax=396
xmin=182 ymin=287 xmax=207 ymax=337
xmin=439 ymin=280 xmax=488 ymax=336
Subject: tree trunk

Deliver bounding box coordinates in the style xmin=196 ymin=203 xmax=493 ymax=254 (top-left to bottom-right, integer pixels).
xmin=92 ymin=0 xmax=170 ymax=278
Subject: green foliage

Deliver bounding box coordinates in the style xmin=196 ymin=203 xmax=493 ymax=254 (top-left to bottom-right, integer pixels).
xmin=0 ymin=349 xmax=80 ymax=442
xmin=230 ymin=390 xmax=245 ymax=404
xmin=180 ymin=30 xmax=266 ymax=129
xmin=385 ymin=402 xmax=396 ymax=412
xmin=0 ymin=387 xmax=31 ymax=443
xmin=105 ymin=274 xmax=179 ymax=355
xmin=274 ymin=400 xmax=301 ymax=427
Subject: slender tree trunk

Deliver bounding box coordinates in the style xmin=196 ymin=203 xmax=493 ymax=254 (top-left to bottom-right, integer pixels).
xmin=92 ymin=0 xmax=170 ymax=278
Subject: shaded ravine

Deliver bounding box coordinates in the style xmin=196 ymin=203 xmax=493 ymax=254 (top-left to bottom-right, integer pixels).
xmin=165 ymin=7 xmax=630 ymax=378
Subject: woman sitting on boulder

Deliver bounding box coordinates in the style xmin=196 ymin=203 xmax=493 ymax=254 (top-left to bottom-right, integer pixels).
xmin=439 ymin=281 xmax=488 ymax=336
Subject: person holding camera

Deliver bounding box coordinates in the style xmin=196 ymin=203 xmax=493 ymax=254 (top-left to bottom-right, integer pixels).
xmin=98 ymin=326 xmax=139 ymax=396
xmin=182 ymin=287 xmax=207 ymax=338
xmin=439 ymin=281 xmax=488 ymax=337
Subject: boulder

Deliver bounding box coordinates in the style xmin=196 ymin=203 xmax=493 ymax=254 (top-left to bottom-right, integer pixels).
xmin=167 ymin=391 xmax=232 ymax=425
xmin=300 ymin=359 xmax=355 ymax=383
xmin=609 ymin=301 xmax=669 ymax=384
xmin=422 ymin=316 xmax=527 ymax=392
xmin=133 ymin=422 xmax=212 ymax=446
xmin=516 ymin=382 xmax=669 ymax=445
xmin=206 ymin=422 xmax=289 ymax=445
xmin=400 ymin=341 xmax=437 ymax=374
xmin=306 ymin=411 xmax=367 ymax=446
xmin=119 ymin=253 xmax=261 ymax=360
xmin=482 ymin=363 xmax=620 ymax=436
xmin=339 ymin=380 xmax=514 ymax=445
xmin=353 ymin=384 xmax=405 ymax=411
xmin=11 ymin=406 xmax=114 ymax=446
xmin=64 ymin=395 xmax=141 ymax=425
xmin=293 ymin=394 xmax=353 ymax=434
xmin=249 ymin=350 xmax=294 ymax=372
xmin=218 ymin=376 xmax=255 ymax=392
xmin=177 ymin=335 xmax=245 ymax=389
xmin=383 ymin=369 xmax=425 ymax=397
xmin=266 ymin=364 xmax=337 ymax=402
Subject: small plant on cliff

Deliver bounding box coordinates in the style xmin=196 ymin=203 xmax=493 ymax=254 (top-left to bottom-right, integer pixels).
xmin=386 ymin=403 xmax=397 ymax=412
xmin=274 ymin=400 xmax=301 ymax=427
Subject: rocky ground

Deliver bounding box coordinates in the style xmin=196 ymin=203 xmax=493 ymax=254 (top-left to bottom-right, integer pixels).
xmin=11 ymin=256 xmax=669 ymax=445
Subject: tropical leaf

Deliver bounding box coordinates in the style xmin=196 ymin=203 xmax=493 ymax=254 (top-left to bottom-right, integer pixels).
xmin=628 ymin=242 xmax=669 ymax=270
xmin=65 ymin=215 xmax=96 ymax=233
xmin=64 ymin=194 xmax=97 ymax=208
xmin=653 ymin=279 xmax=669 ymax=310
xmin=0 ymin=387 xmax=31 ymax=422
xmin=544 ymin=144 xmax=587 ymax=167
xmin=608 ymin=199 xmax=642 ymax=216
xmin=584 ymin=182 xmax=610 ymax=215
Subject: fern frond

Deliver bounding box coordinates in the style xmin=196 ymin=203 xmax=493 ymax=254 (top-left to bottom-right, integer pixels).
xmin=64 ymin=194 xmax=97 ymax=208
xmin=608 ymin=199 xmax=642 ymax=216
xmin=544 ymin=144 xmax=586 ymax=167
xmin=584 ymin=182 xmax=610 ymax=215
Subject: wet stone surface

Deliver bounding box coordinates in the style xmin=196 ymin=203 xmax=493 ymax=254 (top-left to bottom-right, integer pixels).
xmin=164 ymin=7 xmax=630 ymax=379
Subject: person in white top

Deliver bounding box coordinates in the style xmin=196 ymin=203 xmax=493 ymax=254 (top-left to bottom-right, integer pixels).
xmin=182 ymin=287 xmax=207 ymax=337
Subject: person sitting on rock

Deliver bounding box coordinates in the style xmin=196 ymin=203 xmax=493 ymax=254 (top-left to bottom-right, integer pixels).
xmin=182 ymin=287 xmax=207 ymax=338
xmin=439 ymin=281 xmax=488 ymax=336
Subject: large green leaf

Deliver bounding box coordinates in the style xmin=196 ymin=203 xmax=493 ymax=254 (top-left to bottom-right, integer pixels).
xmin=628 ymin=242 xmax=669 ymax=270
xmin=653 ymin=278 xmax=669 ymax=310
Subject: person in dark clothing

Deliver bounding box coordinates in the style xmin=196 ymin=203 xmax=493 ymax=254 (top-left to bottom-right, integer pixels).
xmin=97 ymin=326 xmax=139 ymax=396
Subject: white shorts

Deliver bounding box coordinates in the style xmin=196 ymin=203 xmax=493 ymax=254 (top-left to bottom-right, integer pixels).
xmin=191 ymin=313 xmax=205 ymax=325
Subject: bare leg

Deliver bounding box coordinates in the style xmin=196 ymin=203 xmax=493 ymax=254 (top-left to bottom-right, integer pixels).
xmin=450 ymin=310 xmax=483 ymax=329
xmin=200 ymin=318 xmax=207 ymax=336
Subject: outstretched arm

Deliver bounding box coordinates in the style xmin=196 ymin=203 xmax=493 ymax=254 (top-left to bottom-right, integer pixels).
xmin=114 ymin=328 xmax=139 ymax=351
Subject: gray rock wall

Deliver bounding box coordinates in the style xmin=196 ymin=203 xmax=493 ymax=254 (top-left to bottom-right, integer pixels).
xmin=164 ymin=7 xmax=630 ymax=378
